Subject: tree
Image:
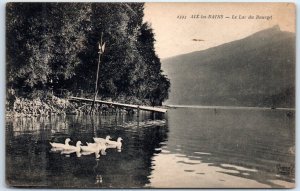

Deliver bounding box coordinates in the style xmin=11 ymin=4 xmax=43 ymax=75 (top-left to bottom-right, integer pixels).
xmin=6 ymin=3 xmax=89 ymax=93
xmin=6 ymin=3 xmax=170 ymax=106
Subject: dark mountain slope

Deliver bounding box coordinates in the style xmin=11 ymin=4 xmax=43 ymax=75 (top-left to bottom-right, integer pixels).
xmin=162 ymin=26 xmax=295 ymax=107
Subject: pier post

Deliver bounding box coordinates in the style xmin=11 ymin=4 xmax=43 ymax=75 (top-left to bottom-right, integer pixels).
xmin=90 ymin=32 xmax=105 ymax=114
xmin=137 ymin=106 xmax=140 ymax=118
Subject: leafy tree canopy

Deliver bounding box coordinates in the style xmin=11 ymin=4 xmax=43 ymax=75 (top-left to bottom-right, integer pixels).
xmin=6 ymin=3 xmax=170 ymax=105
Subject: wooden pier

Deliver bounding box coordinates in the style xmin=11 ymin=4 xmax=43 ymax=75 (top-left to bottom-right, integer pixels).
xmin=68 ymin=96 xmax=167 ymax=113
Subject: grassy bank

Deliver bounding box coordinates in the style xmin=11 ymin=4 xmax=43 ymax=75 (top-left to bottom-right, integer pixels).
xmin=6 ymin=95 xmax=78 ymax=118
xmin=6 ymin=90 xmax=154 ymax=118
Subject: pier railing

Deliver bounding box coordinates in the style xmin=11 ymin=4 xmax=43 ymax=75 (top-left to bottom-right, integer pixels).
xmin=68 ymin=96 xmax=167 ymax=113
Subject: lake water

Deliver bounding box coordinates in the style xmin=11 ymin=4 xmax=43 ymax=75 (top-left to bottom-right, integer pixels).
xmin=6 ymin=108 xmax=295 ymax=188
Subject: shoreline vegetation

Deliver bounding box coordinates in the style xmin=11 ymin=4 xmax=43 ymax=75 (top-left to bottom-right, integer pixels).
xmin=6 ymin=95 xmax=75 ymax=118
xmin=6 ymin=89 xmax=154 ymax=118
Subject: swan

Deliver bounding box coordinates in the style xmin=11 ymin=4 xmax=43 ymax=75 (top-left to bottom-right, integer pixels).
xmin=64 ymin=141 xmax=82 ymax=152
xmin=61 ymin=150 xmax=82 ymax=157
xmin=81 ymin=151 xmax=101 ymax=159
xmin=50 ymin=138 xmax=71 ymax=149
xmin=50 ymin=147 xmax=64 ymax=152
xmin=106 ymin=137 xmax=123 ymax=150
xmin=86 ymin=142 xmax=97 ymax=147
xmin=93 ymin=135 xmax=111 ymax=144
xmin=81 ymin=142 xmax=105 ymax=159
xmin=81 ymin=142 xmax=106 ymax=153
xmin=86 ymin=142 xmax=107 ymax=155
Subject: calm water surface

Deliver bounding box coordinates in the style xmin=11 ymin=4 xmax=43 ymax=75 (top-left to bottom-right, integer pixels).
xmin=6 ymin=108 xmax=295 ymax=188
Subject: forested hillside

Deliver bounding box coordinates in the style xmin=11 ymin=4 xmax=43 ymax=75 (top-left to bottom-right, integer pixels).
xmin=6 ymin=3 xmax=170 ymax=106
xmin=162 ymin=26 xmax=295 ymax=108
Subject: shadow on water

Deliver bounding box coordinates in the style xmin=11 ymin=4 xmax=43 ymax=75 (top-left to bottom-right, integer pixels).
xmin=6 ymin=112 xmax=168 ymax=188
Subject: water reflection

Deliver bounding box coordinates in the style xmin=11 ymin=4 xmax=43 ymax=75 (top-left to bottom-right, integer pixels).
xmin=94 ymin=160 xmax=103 ymax=186
xmin=6 ymin=108 xmax=294 ymax=188
xmin=6 ymin=112 xmax=168 ymax=188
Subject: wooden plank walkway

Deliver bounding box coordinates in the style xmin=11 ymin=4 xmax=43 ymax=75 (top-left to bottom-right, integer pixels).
xmin=69 ymin=96 xmax=167 ymax=113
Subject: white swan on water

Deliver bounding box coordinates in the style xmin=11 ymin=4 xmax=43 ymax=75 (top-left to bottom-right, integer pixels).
xmin=61 ymin=141 xmax=83 ymax=157
xmin=81 ymin=142 xmax=106 ymax=159
xmin=86 ymin=142 xmax=107 ymax=155
xmin=81 ymin=142 xmax=106 ymax=153
xmin=50 ymin=138 xmax=71 ymax=150
xmin=64 ymin=141 xmax=82 ymax=152
xmin=50 ymin=136 xmax=124 ymax=156
xmin=93 ymin=135 xmax=111 ymax=144
xmin=106 ymin=137 xmax=123 ymax=151
xmin=61 ymin=150 xmax=82 ymax=157
xmin=81 ymin=151 xmax=101 ymax=159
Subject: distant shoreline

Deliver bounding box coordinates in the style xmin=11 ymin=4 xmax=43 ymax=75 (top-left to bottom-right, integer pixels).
xmin=164 ymin=104 xmax=295 ymax=111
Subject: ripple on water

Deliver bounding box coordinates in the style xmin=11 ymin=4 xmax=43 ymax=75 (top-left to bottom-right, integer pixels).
xmin=174 ymin=154 xmax=187 ymax=158
xmin=221 ymin=164 xmax=258 ymax=172
xmin=189 ymin=155 xmax=202 ymax=159
xmin=161 ymin=149 xmax=171 ymax=154
xmin=184 ymin=170 xmax=195 ymax=172
xmin=194 ymin=151 xmax=211 ymax=155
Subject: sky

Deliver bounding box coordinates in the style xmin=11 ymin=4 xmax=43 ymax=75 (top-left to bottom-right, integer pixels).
xmin=143 ymin=3 xmax=295 ymax=59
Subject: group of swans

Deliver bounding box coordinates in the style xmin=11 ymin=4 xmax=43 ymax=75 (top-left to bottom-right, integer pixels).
xmin=50 ymin=136 xmax=123 ymax=158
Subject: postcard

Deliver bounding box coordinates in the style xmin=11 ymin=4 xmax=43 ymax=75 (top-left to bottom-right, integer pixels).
xmin=5 ymin=2 xmax=295 ymax=188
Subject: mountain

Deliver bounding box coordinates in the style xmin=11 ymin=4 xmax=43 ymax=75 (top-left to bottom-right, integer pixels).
xmin=161 ymin=26 xmax=295 ymax=108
